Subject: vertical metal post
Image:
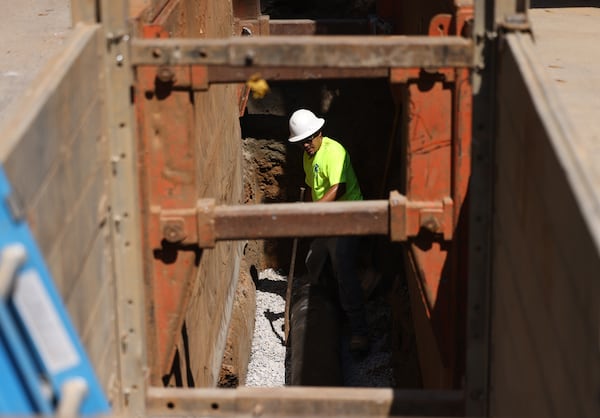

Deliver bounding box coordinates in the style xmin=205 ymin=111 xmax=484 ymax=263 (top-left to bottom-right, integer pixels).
xmin=100 ymin=1 xmax=147 ymax=415
xmin=71 ymin=0 xmax=97 ymax=24
xmin=467 ymin=0 xmax=499 ymax=416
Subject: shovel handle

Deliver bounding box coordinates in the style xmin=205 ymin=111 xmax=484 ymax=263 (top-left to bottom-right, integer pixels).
xmin=284 ymin=187 xmax=305 ymax=345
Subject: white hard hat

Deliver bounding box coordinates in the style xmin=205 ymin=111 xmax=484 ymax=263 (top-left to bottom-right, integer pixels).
xmin=288 ymin=109 xmax=325 ymax=143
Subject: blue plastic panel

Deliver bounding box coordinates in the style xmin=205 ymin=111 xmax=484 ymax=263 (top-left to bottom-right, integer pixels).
xmin=0 ymin=168 xmax=110 ymax=416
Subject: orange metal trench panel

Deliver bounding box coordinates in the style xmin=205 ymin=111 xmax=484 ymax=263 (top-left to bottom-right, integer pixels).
xmin=134 ymin=0 xmax=252 ymax=384
xmin=135 ymin=4 xmax=200 ymax=384
xmin=386 ymin=0 xmax=472 ymax=388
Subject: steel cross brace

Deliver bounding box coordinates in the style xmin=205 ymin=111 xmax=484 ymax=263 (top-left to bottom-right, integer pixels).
xmin=153 ymin=191 xmax=454 ymax=249
xmin=130 ymin=36 xmax=473 ymax=69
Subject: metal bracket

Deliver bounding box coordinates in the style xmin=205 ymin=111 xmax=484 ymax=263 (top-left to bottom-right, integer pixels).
xmin=154 ymin=199 xmax=216 ymax=248
xmin=390 ymin=67 xmax=456 ymax=83
xmin=139 ymin=64 xmax=209 ymax=93
xmin=389 ymin=191 xmax=453 ymax=242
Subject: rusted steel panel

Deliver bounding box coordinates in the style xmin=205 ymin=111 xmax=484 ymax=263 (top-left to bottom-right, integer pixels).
xmin=137 ymin=20 xmax=200 ymax=384
xmin=130 ymin=36 xmax=474 ymax=68
xmin=147 ymin=387 xmax=465 ymax=417
xmin=135 ymin=0 xmax=248 ymax=388
xmin=386 ymin=3 xmax=473 ymax=390
xmin=213 ymin=200 xmax=390 ymax=241
xmin=403 ymin=78 xmax=453 ymax=309
xmin=401 ymin=79 xmax=459 ymax=387
xmin=405 ymin=249 xmax=452 ymax=389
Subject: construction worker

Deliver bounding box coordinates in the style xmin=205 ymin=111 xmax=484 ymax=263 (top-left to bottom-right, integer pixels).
xmin=288 ymin=109 xmax=369 ymax=355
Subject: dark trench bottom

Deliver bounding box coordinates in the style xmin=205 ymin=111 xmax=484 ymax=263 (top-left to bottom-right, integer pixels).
xmin=286 ymin=245 xmax=417 ymax=388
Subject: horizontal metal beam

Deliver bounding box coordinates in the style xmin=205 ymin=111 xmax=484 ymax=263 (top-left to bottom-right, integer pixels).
xmin=155 ymin=193 xmax=454 ymax=248
xmin=178 ymin=193 xmax=453 ymax=247
xmin=130 ymin=35 xmax=474 ymax=68
xmin=147 ymin=387 xmax=465 ymax=417
xmin=207 ymin=66 xmax=389 ymax=83
xmin=213 ymin=200 xmax=390 ymax=241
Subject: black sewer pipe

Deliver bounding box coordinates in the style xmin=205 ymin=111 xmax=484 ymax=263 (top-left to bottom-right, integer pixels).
xmin=289 ymin=280 xmax=342 ymax=386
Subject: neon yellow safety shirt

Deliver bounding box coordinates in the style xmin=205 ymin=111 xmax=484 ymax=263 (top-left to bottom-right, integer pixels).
xmin=303 ymin=136 xmax=363 ymax=202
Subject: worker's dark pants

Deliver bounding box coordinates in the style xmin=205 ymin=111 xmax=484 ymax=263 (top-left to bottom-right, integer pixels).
xmin=305 ymin=236 xmax=368 ymax=337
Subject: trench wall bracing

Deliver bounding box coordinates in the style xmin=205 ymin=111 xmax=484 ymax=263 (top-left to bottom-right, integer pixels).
xmin=490 ymin=32 xmax=600 ymax=418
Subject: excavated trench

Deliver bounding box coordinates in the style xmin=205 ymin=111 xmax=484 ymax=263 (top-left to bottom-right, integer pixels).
xmin=217 ymin=0 xmax=422 ymax=390
xmin=234 ymin=77 xmax=422 ymax=388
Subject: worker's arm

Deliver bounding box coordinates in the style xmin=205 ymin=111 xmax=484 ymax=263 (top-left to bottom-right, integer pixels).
xmin=318 ymin=183 xmax=346 ymax=202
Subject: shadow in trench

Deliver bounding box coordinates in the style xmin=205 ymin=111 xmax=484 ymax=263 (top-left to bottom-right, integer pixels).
xmin=162 ymin=321 xmax=196 ymax=388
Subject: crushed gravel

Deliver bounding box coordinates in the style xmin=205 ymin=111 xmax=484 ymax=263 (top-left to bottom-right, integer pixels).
xmin=245 ymin=268 xmax=287 ymax=387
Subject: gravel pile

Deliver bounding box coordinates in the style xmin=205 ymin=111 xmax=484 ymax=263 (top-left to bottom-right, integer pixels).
xmin=245 ymin=268 xmax=394 ymax=388
xmin=341 ymin=295 xmax=395 ymax=387
xmin=245 ymin=268 xmax=287 ymax=387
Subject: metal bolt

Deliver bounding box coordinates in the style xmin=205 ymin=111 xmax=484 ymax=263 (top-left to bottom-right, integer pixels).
xmin=163 ymin=221 xmax=185 ymax=243
xmin=421 ymin=215 xmax=440 ymax=234
xmin=152 ymin=48 xmax=163 ymax=58
xmin=157 ymin=66 xmax=175 ymax=83
xmin=115 ymin=54 xmax=124 ymax=66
